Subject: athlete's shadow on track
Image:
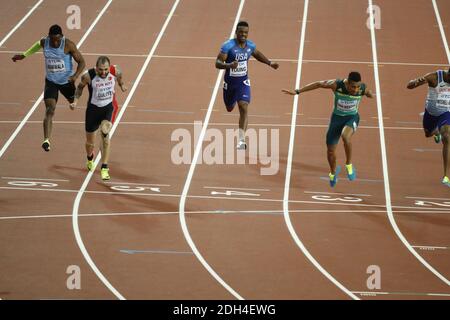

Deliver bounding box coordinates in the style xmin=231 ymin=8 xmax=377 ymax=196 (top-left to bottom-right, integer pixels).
xmin=251 ymin=157 xmax=327 ymax=187
xmin=102 ymin=196 xmax=180 ymax=234
xmin=51 ymin=162 xmax=152 ymax=185
xmin=395 ymin=213 xmax=450 ymax=228
xmin=51 ymin=164 xmax=90 ymax=183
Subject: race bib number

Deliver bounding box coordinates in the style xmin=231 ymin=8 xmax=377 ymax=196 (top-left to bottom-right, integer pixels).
xmin=336 ymin=99 xmax=358 ymax=112
xmin=436 ymin=87 xmax=450 ymax=106
xmin=95 ymin=88 xmax=113 ymax=101
xmin=230 ymin=60 xmax=248 ymax=77
xmin=46 ymin=58 xmax=66 ymax=73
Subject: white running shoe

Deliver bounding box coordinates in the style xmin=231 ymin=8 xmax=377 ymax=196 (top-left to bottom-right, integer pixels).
xmin=237 ymin=140 xmax=247 ymax=150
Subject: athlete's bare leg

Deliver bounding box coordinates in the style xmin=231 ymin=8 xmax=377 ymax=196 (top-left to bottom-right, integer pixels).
xmin=238 ymin=100 xmax=249 ymax=132
xmin=42 ymin=98 xmax=57 ymax=151
xmin=100 ymin=120 xmax=112 ymax=165
xmin=440 ymin=125 xmax=450 ymax=177
xmin=43 ymin=98 xmax=57 ymax=140
xmin=341 ymin=126 xmax=355 ymax=165
xmin=85 ymin=131 xmax=96 ymax=157
xmin=237 ymin=100 xmax=249 ymax=149
xmin=327 ymin=144 xmax=338 ymax=174
xmin=424 ymin=128 xmax=440 ymax=138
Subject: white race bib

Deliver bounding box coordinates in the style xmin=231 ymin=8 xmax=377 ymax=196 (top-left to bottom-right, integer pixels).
xmin=95 ymin=88 xmax=113 ymax=101
xmin=230 ymin=61 xmax=248 ymax=77
xmin=336 ymin=99 xmax=358 ymax=112
xmin=46 ymin=58 xmax=66 ymax=73
xmin=90 ymin=76 xmax=116 ymax=107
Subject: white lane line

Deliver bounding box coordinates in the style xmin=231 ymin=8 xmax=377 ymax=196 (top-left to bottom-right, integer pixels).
xmin=412 ymin=245 xmax=450 ymax=251
xmin=1 ymin=211 xmax=177 ymax=220
xmin=3 ymin=185 xmax=450 ymax=212
xmin=282 ymin=0 xmax=358 ymax=300
xmin=178 ymin=0 xmax=246 ymax=301
xmin=369 ymin=0 xmax=449 ymax=286
xmin=396 ymin=121 xmax=421 ymax=124
xmin=0 ymin=120 xmax=426 ymax=130
xmin=120 ymin=249 xmax=192 ymax=255
xmin=0 ymin=0 xmax=113 ymax=160
xmin=1 ymin=49 xmax=450 ymax=67
xmin=103 ymin=181 xmax=170 ymax=187
xmin=352 ymin=291 xmax=450 ymax=297
xmin=0 ymin=102 xmax=21 ymax=106
xmin=0 ymin=50 xmax=148 ymax=58
xmin=221 ymin=113 xmax=280 ymax=118
xmin=413 ymin=148 xmax=441 ymax=152
xmin=203 ymin=186 xmax=271 ymax=192
xmin=0 ymin=121 xmax=80 ymax=124
xmin=405 ymin=196 xmax=450 ymax=201
xmin=319 ymin=176 xmax=383 ymax=183
xmin=72 ymin=0 xmax=181 ymax=301
xmin=432 ymin=0 xmax=450 ymax=63
xmin=1 ymin=176 xmax=69 ymax=182
xmin=0 ymin=186 xmax=176 ymax=196
xmin=0 ymin=0 xmax=43 ymax=48
xmin=303 ymin=191 xmax=372 ymax=197
xmin=2 ymin=209 xmax=450 ymax=222
xmin=303 ymin=59 xmax=449 ymax=67
xmin=136 ymin=109 xmax=194 ymax=114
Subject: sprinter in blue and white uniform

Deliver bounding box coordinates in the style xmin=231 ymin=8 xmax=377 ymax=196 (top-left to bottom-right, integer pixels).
xmin=408 ymin=69 xmax=450 ymax=187
xmin=216 ymin=21 xmax=279 ymax=150
xmin=12 ymin=24 xmax=85 ymax=152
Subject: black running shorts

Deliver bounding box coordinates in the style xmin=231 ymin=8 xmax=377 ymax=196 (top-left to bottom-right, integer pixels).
xmin=44 ymin=78 xmax=76 ymax=103
xmin=85 ymin=102 xmax=113 ymax=133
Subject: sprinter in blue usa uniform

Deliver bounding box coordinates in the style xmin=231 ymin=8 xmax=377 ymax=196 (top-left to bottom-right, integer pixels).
xmin=216 ymin=21 xmax=279 ymax=150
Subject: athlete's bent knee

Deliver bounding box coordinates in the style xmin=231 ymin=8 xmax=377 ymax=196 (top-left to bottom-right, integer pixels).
xmin=100 ymin=121 xmax=112 ymax=137
xmin=45 ymin=107 xmax=56 ymax=117
xmin=327 ymin=145 xmax=336 ymax=154
xmin=442 ymin=130 xmax=450 ymax=143
xmin=342 ymin=135 xmax=352 ymax=145
xmin=102 ymin=136 xmax=110 ymax=146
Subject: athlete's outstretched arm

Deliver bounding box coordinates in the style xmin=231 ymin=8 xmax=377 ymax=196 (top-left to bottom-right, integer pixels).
xmin=282 ymin=79 xmax=337 ymax=95
xmin=407 ymin=72 xmax=436 ymax=89
xmin=365 ymin=89 xmax=374 ymax=98
xmin=11 ymin=38 xmax=45 ymax=62
xmin=252 ymin=49 xmax=279 ymax=69
xmin=114 ymin=65 xmax=128 ymax=92
xmin=70 ymin=72 xmax=90 ymax=110
xmin=66 ymin=39 xmax=86 ymax=83
xmin=215 ymin=52 xmax=238 ymax=69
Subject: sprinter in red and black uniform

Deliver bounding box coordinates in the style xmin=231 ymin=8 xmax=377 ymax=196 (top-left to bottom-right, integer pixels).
xmin=70 ymin=56 xmax=127 ymax=180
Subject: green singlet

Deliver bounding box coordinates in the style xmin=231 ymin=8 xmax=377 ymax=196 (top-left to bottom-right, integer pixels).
xmin=332 ymin=79 xmax=366 ymax=116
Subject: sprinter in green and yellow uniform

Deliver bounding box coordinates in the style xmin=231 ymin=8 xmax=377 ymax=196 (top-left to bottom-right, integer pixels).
xmin=283 ymin=72 xmax=373 ymax=187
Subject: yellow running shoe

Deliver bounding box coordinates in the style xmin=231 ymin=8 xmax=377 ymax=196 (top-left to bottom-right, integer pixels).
xmin=345 ymin=164 xmax=356 ymax=181
xmin=101 ymin=167 xmax=110 ymax=181
xmin=434 ymin=134 xmax=442 ymax=144
xmin=442 ymin=176 xmax=450 ymax=187
xmin=329 ymin=166 xmax=341 ymax=187
xmin=86 ymin=160 xmax=94 ymax=172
